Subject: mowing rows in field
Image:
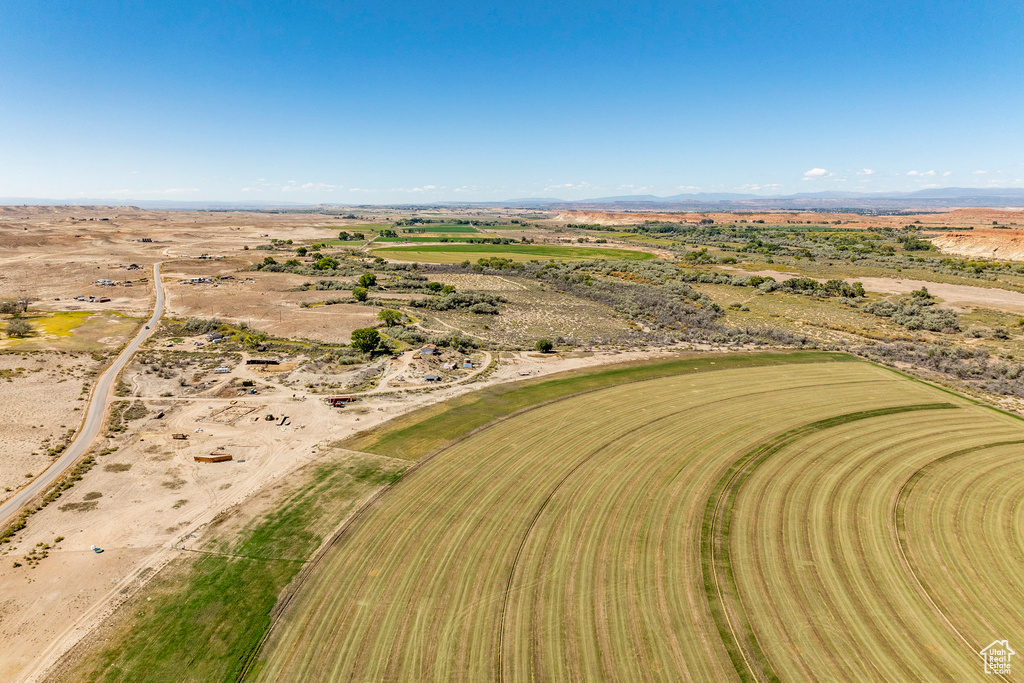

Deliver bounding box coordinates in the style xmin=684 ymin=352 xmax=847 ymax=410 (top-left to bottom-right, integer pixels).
xmin=251 ymin=360 xmax=1024 ymax=681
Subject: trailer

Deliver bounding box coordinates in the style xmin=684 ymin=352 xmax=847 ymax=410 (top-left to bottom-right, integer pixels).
xmin=327 ymin=396 xmax=360 ymax=407
xmin=171 ymin=433 xmax=188 ymax=440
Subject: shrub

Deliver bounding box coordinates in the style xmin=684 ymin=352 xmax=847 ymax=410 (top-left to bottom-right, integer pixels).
xmin=536 ymin=338 xmax=554 ymax=353
xmin=352 ymin=287 xmax=368 ymax=302
xmin=6 ymin=318 xmax=31 ymax=338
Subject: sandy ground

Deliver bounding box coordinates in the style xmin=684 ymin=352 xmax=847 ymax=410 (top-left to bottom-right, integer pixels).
xmin=1 ymin=340 xmax=685 ymax=682
xmin=160 ymin=264 xmax=377 ymax=344
xmin=932 ymin=228 xmax=1024 ymax=261
xmin=0 ymin=353 xmax=105 ymax=499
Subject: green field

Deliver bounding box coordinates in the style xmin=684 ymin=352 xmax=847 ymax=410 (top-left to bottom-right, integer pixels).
xmin=371 ymin=243 xmax=656 ymax=263
xmin=250 ymin=356 xmax=1024 ymax=681
xmin=399 ymin=224 xmax=480 ymax=233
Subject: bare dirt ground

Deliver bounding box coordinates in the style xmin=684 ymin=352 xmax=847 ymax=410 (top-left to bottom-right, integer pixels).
xmin=0 ymin=353 xmax=105 ymax=500
xmin=932 ymin=228 xmax=1024 ymax=261
xmin=160 ymin=262 xmax=377 ymax=344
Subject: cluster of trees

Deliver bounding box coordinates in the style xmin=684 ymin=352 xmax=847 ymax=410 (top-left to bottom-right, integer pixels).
xmin=410 ymin=291 xmax=507 ymax=314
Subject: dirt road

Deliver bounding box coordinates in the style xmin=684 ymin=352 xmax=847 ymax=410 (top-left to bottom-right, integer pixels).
xmin=0 ymin=263 xmax=164 ymax=526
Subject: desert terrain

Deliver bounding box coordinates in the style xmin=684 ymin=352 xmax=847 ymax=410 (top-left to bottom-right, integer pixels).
xmin=2 ymin=204 xmax=1024 ymax=681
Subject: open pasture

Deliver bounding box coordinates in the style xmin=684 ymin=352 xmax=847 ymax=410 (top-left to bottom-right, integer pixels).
xmin=399 ymin=224 xmax=480 ymax=233
xmin=252 ymin=356 xmax=1024 ymax=681
xmin=370 ymin=242 xmax=655 ymax=263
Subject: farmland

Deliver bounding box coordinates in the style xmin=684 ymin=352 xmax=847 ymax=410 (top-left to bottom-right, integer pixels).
xmin=371 ymin=243 xmax=656 ymax=263
xmin=251 ymin=355 xmax=1024 ymax=681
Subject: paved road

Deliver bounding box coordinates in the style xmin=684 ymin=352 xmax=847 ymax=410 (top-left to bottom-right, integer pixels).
xmin=0 ymin=263 xmax=165 ymax=525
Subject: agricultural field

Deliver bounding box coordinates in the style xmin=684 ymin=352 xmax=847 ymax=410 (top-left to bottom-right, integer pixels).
xmin=371 ymin=243 xmax=655 ymax=263
xmin=251 ymin=354 xmax=1024 ymax=681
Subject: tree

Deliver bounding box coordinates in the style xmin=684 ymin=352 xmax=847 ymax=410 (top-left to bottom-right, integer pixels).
xmin=535 ymin=338 xmax=553 ymax=353
xmin=358 ymin=272 xmax=377 ymax=288
xmin=314 ymin=257 xmax=339 ymax=270
xmin=6 ymin=319 xmax=31 ymax=338
xmin=352 ymin=232 xmax=365 ymax=240
xmin=338 ymin=231 xmax=351 ymax=241
xmin=296 ymin=246 xmax=307 ymax=256
xmin=350 ymin=328 xmax=380 ymax=353
xmin=262 ymin=256 xmax=277 ymax=266
xmin=352 ymin=286 xmax=368 ymax=302
xmin=378 ymin=309 xmax=402 ymax=326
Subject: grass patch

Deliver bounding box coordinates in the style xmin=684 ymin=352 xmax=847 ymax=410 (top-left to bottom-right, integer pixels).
xmin=345 ymin=351 xmax=854 ymax=460
xmin=63 ymin=453 xmax=406 ymax=683
xmin=370 ymin=243 xmax=655 ymax=263
xmin=32 ymin=311 xmax=94 ymax=337
xmin=399 ymin=224 xmax=480 ymax=234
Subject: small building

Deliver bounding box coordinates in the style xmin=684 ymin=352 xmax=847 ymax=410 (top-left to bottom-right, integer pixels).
xmin=171 ymin=433 xmax=188 ymax=440
xmin=195 ymin=453 xmax=232 ymax=463
xmin=327 ymin=396 xmax=357 ymax=407
xmin=419 ymin=344 xmax=437 ymax=356
xmin=214 ymin=367 xmax=230 ymax=374
xmin=246 ymin=358 xmax=280 ymax=365
xmin=425 ymin=374 xmax=440 ymax=382
xmin=463 ymin=359 xmax=473 ymax=369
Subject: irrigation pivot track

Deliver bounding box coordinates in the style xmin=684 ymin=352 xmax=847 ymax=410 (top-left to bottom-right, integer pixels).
xmin=0 ymin=263 xmax=164 ymax=526
xmin=249 ymin=359 xmax=1024 ymax=682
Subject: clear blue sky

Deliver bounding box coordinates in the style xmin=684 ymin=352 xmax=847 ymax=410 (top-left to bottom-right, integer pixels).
xmin=1 ymin=1 xmax=1022 ymax=203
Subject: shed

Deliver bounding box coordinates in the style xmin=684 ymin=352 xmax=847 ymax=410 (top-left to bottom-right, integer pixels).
xmin=195 ymin=453 xmax=232 ymax=463
xmin=425 ymin=374 xmax=440 ymax=382
xmin=419 ymin=344 xmax=437 ymax=356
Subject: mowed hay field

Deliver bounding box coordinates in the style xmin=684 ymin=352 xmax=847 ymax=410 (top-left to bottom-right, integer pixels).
xmin=250 ymin=357 xmax=1024 ymax=682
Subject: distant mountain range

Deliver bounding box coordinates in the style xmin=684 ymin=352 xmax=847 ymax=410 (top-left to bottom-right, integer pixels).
xmin=3 ymin=188 xmax=1024 ymax=212
xmin=485 ymin=188 xmax=1024 ymax=211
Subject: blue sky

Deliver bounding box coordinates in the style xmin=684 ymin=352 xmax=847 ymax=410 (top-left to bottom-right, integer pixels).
xmin=1 ymin=1 xmax=1022 ymax=203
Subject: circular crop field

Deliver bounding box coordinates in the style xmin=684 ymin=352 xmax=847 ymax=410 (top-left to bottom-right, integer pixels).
xmin=251 ymin=359 xmax=1024 ymax=682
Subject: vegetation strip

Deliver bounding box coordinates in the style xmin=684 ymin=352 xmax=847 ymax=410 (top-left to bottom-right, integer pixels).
xmin=701 ymin=402 xmax=959 ymax=683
